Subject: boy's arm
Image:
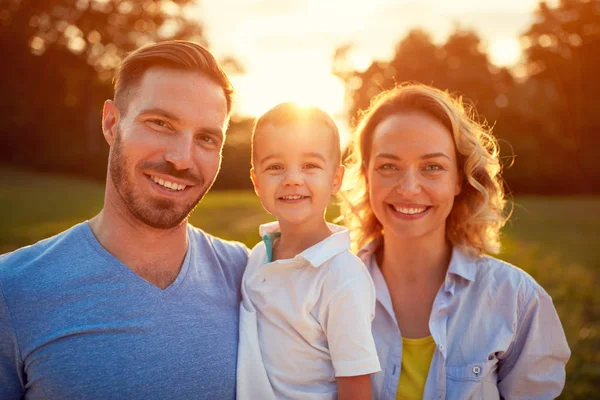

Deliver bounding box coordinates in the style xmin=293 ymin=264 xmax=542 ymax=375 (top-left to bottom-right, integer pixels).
xmin=337 ymin=375 xmax=372 ymax=400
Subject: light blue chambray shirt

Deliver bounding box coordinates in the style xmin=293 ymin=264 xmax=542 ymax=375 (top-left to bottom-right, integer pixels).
xmin=358 ymin=239 xmax=571 ymax=400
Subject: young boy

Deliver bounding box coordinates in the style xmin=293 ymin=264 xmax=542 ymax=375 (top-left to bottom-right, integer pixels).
xmin=236 ymin=103 xmax=380 ymax=400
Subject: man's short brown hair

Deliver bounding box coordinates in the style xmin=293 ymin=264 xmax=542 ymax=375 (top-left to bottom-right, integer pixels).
xmin=113 ymin=40 xmax=234 ymax=116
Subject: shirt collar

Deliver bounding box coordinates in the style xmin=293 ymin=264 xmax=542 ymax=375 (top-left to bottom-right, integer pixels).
xmin=358 ymin=238 xmax=478 ymax=298
xmin=447 ymin=247 xmax=477 ymax=282
xmin=258 ymin=221 xmax=351 ymax=268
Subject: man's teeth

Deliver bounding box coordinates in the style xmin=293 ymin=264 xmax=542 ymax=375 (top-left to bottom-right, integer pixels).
xmin=393 ymin=206 xmax=427 ymax=215
xmin=281 ymin=195 xmax=304 ymax=200
xmin=151 ymin=176 xmax=186 ymax=191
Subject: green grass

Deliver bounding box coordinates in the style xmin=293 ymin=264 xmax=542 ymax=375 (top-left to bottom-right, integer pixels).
xmin=1 ymin=167 xmax=598 ymax=398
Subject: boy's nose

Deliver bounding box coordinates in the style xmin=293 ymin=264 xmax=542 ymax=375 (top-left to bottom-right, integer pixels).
xmin=282 ymin=170 xmax=303 ymax=186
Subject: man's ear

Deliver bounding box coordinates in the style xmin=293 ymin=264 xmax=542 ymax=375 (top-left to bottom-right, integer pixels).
xmin=331 ymin=165 xmax=345 ymax=194
xmin=250 ymin=168 xmax=259 ymax=195
xmin=102 ymin=100 xmax=120 ymax=147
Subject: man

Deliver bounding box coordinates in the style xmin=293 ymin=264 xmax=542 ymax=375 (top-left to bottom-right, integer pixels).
xmin=0 ymin=41 xmax=248 ymax=399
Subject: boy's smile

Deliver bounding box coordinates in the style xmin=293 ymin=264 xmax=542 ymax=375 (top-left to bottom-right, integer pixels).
xmin=251 ymin=121 xmax=344 ymax=229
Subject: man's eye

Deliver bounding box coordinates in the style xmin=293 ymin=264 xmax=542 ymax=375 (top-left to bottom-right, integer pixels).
xmin=199 ymin=135 xmax=216 ymax=144
xmin=148 ymin=119 xmax=170 ymax=129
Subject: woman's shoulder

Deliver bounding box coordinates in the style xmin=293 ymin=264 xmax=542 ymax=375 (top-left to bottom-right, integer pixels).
xmin=471 ymin=252 xmax=547 ymax=301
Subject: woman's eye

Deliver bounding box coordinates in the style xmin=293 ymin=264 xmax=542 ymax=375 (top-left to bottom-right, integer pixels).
xmin=425 ymin=164 xmax=443 ymax=171
xmin=378 ymin=164 xmax=397 ymax=171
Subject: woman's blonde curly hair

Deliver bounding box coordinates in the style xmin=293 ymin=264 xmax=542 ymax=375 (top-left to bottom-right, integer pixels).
xmin=339 ymin=84 xmax=511 ymax=257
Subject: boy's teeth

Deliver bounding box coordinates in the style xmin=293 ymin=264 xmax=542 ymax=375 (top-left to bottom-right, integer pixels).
xmin=282 ymin=195 xmax=303 ymax=200
xmin=151 ymin=176 xmax=186 ymax=191
xmin=393 ymin=206 xmax=427 ymax=215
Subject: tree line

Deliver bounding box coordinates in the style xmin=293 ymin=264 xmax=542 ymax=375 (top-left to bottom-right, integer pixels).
xmin=1 ymin=0 xmax=598 ymax=193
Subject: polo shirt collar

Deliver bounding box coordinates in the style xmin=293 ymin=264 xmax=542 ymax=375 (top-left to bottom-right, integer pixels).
xmin=258 ymin=221 xmax=351 ymax=268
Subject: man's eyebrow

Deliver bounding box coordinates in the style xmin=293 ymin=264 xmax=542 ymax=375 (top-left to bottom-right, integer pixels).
xmin=138 ymin=108 xmax=180 ymax=122
xmin=197 ymin=127 xmax=224 ymax=138
xmin=139 ymin=108 xmax=224 ymax=138
xmin=374 ymin=152 xmax=450 ymax=161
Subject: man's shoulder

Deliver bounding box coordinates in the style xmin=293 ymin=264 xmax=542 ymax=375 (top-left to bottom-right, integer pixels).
xmin=187 ymin=224 xmax=250 ymax=263
xmin=0 ymin=222 xmax=89 ymax=281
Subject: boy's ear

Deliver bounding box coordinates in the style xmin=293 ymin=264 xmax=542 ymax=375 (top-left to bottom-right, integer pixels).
xmin=331 ymin=165 xmax=345 ymax=194
xmin=250 ymin=168 xmax=259 ymax=195
xmin=102 ymin=100 xmax=120 ymax=147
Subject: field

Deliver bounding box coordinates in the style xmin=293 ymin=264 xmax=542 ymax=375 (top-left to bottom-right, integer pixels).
xmin=1 ymin=167 xmax=598 ymax=398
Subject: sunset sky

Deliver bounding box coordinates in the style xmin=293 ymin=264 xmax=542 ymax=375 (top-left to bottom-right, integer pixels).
xmin=190 ymin=0 xmax=553 ymax=136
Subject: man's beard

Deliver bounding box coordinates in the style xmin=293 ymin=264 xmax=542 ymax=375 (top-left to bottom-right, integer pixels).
xmin=109 ymin=130 xmax=210 ymax=229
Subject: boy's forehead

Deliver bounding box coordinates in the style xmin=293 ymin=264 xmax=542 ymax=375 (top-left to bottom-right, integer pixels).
xmin=253 ymin=121 xmax=340 ymax=159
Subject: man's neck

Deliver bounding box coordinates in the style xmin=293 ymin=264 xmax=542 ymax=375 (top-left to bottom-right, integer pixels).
xmin=88 ymin=201 xmax=188 ymax=289
xmin=273 ymin=217 xmax=332 ymax=261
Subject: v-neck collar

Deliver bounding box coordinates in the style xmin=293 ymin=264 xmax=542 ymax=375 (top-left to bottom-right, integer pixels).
xmin=81 ymin=221 xmax=192 ymax=296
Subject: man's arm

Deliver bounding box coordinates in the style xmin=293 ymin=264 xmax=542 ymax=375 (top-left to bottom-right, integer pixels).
xmin=0 ymin=281 xmax=25 ymax=399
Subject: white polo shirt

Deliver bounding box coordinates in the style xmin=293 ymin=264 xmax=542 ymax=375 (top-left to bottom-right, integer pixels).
xmin=236 ymin=222 xmax=381 ymax=400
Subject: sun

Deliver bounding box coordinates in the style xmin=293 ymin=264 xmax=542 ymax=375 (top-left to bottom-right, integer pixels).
xmin=489 ymin=38 xmax=522 ymax=66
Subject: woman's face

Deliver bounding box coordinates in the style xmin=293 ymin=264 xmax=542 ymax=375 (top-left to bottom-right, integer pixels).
xmin=366 ymin=110 xmax=461 ymax=243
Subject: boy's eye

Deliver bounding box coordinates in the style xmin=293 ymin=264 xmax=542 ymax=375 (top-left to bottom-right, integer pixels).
xmin=266 ymin=164 xmax=283 ymax=171
xmin=303 ymin=163 xmax=321 ymax=169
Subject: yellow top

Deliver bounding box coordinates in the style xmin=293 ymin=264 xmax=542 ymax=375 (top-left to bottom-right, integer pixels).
xmin=396 ymin=335 xmax=436 ymax=400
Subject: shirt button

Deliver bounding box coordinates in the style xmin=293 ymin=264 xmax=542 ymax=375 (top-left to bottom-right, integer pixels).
xmin=473 ymin=366 xmax=481 ymax=375
xmin=438 ymin=344 xmax=444 ymax=351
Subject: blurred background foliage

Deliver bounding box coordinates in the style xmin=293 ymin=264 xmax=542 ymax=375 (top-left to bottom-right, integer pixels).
xmin=1 ymin=0 xmax=599 ymax=193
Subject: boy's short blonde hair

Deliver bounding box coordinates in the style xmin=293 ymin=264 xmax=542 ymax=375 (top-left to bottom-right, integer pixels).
xmin=251 ymin=102 xmax=341 ymax=166
xmin=340 ymin=84 xmax=510 ymax=257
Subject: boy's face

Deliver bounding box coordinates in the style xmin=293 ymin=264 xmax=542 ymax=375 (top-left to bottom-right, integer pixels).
xmin=251 ymin=121 xmax=344 ymax=227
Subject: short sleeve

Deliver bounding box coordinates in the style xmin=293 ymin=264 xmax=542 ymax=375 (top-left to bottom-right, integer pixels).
xmin=0 ymin=280 xmax=25 ymax=399
xmin=497 ymin=280 xmax=571 ymax=399
xmin=316 ymin=260 xmax=381 ymax=377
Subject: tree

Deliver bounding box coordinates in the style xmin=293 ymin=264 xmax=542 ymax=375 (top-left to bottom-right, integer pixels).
xmin=0 ymin=0 xmax=209 ymax=179
xmin=521 ymin=0 xmax=600 ymax=192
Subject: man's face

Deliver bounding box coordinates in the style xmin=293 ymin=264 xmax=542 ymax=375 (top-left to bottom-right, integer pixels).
xmin=103 ymin=67 xmax=229 ymax=229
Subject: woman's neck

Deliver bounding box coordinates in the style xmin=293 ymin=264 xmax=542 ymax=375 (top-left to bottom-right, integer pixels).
xmin=378 ymin=230 xmax=452 ymax=286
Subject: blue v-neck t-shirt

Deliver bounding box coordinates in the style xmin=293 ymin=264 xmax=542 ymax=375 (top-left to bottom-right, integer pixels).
xmin=0 ymin=222 xmax=248 ymax=399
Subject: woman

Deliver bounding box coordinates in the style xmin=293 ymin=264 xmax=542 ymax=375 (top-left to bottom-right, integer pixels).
xmin=340 ymin=84 xmax=570 ymax=399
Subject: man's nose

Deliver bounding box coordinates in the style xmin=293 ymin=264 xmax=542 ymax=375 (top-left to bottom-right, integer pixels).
xmin=164 ymin=132 xmax=195 ymax=171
